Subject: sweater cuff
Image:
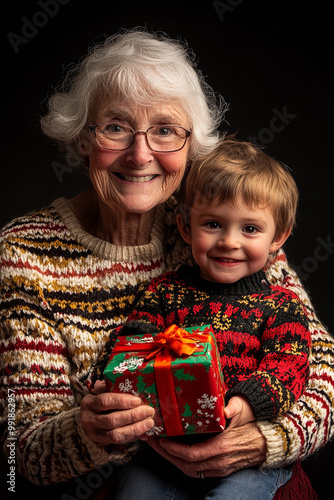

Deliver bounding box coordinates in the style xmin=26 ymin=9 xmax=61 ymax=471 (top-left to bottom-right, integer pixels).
xmin=226 ymin=377 xmax=280 ymax=420
xmin=256 ymin=419 xmax=292 ymax=468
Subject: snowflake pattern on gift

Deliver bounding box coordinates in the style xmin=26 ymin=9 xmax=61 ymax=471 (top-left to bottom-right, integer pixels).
xmin=125 ymin=335 xmax=154 ymax=345
xmin=197 ymin=393 xmax=218 ymax=409
xmin=113 ymin=357 xmax=145 ymax=373
xmin=145 ymin=425 xmax=164 ymax=437
xmin=118 ymin=379 xmax=138 ymax=395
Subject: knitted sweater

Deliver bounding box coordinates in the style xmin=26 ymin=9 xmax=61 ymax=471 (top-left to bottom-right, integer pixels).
xmin=123 ymin=265 xmax=311 ymax=421
xmin=0 ymin=196 xmax=333 ymax=485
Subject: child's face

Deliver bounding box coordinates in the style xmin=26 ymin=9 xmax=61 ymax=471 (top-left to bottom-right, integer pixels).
xmin=178 ymin=197 xmax=289 ymax=284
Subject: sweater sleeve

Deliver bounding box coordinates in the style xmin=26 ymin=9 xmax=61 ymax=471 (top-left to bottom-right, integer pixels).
xmin=226 ymin=291 xmax=311 ymax=419
xmin=126 ymin=277 xmax=172 ymax=329
xmin=257 ymin=249 xmax=334 ymax=467
xmin=0 ymin=240 xmax=137 ymax=485
xmin=89 ymin=277 xmax=173 ymax=386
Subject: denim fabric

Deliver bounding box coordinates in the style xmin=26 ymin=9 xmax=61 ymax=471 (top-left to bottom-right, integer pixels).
xmin=114 ymin=445 xmax=292 ymax=500
xmin=200 ymin=467 xmax=292 ymax=500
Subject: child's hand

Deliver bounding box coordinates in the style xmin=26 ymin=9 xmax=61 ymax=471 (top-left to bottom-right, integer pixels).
xmin=224 ymin=395 xmax=255 ymax=429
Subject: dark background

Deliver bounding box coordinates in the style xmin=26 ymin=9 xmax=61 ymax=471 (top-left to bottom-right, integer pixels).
xmin=1 ymin=0 xmax=333 ymax=498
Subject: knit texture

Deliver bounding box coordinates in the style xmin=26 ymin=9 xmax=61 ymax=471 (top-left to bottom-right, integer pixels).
xmin=0 ymin=196 xmax=333 ymax=485
xmin=0 ymin=196 xmax=187 ymax=484
xmin=111 ymin=266 xmax=310 ymax=420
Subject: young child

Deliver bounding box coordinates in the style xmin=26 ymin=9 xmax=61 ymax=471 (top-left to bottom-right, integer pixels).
xmin=103 ymin=137 xmax=311 ymax=500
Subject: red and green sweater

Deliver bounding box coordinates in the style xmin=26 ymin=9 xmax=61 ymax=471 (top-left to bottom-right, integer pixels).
xmin=1 ymin=196 xmax=333 ymax=486
xmin=120 ymin=265 xmax=311 ymax=420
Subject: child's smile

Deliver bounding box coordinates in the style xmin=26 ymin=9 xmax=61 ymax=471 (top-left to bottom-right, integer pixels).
xmin=178 ymin=196 xmax=289 ymax=284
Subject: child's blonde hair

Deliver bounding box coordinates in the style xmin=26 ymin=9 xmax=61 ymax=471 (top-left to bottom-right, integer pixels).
xmin=178 ymin=136 xmax=299 ymax=239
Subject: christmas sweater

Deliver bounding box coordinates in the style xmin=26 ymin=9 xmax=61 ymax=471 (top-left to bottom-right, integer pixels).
xmin=120 ymin=265 xmax=310 ymax=420
xmin=0 ymin=196 xmax=334 ymax=486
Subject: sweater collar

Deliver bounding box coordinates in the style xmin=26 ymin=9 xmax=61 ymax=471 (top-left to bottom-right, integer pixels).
xmin=177 ymin=265 xmax=270 ymax=295
xmin=51 ymin=197 xmax=166 ymax=262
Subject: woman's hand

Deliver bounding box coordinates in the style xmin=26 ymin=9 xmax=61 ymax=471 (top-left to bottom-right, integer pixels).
xmin=80 ymin=380 xmax=155 ymax=447
xmin=147 ymin=422 xmax=266 ymax=478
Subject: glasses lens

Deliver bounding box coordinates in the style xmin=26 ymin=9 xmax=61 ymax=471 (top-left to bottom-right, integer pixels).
xmin=96 ymin=124 xmax=133 ymax=151
xmin=93 ymin=124 xmax=189 ymax=152
xmin=147 ymin=126 xmax=187 ymax=152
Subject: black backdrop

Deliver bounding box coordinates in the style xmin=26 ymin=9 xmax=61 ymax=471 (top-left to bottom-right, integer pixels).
xmin=1 ymin=1 xmax=333 ymax=499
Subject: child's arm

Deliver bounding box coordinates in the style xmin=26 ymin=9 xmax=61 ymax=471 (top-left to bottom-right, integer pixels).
xmin=224 ymin=395 xmax=256 ymax=428
xmin=226 ymin=288 xmax=311 ymax=421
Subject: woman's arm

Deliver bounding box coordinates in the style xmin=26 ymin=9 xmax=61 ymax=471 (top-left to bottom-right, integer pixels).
xmin=0 ymin=304 xmax=148 ymax=484
xmin=258 ymin=249 xmax=334 ymax=466
xmin=0 ymin=243 xmax=152 ymax=485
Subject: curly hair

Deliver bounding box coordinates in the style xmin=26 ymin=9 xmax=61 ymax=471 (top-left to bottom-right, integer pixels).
xmin=41 ymin=28 xmax=226 ymax=167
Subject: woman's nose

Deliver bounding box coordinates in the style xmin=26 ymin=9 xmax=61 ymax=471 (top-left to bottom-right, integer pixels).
xmin=125 ymin=133 xmax=154 ymax=167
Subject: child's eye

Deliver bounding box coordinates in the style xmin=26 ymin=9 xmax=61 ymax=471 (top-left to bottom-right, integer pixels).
xmin=243 ymin=225 xmax=258 ymax=234
xmin=204 ymin=221 xmax=221 ymax=229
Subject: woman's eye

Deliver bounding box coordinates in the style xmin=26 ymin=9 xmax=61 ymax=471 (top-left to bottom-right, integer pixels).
xmin=104 ymin=123 xmax=125 ymax=134
xmin=157 ymin=127 xmax=172 ymax=136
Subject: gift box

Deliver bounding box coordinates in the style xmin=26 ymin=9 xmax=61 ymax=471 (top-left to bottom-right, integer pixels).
xmin=103 ymin=324 xmax=226 ymax=438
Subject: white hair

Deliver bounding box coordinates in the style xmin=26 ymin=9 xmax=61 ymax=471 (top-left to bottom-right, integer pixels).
xmin=41 ymin=28 xmax=226 ymax=166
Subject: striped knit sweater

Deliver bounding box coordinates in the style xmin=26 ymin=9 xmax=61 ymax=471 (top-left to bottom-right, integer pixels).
xmin=0 ymin=196 xmax=333 ymax=485
xmin=120 ymin=266 xmax=311 ymax=421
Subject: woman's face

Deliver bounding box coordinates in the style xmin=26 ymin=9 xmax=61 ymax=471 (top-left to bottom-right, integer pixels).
xmin=82 ymin=99 xmax=191 ymax=215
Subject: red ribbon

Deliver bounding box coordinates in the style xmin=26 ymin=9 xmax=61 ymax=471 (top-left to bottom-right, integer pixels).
xmin=145 ymin=324 xmax=206 ymax=360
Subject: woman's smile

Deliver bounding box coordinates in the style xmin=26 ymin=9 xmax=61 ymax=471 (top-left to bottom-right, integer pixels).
xmin=114 ymin=172 xmax=158 ymax=183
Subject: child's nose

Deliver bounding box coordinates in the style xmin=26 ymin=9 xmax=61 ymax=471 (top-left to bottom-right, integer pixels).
xmin=218 ymin=230 xmax=240 ymax=249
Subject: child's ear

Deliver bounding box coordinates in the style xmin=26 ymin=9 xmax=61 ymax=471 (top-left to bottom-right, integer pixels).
xmin=269 ymin=228 xmax=291 ymax=254
xmin=176 ymin=214 xmax=192 ymax=244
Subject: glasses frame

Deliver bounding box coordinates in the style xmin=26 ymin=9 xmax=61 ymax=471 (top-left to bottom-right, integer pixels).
xmin=87 ymin=123 xmax=192 ymax=153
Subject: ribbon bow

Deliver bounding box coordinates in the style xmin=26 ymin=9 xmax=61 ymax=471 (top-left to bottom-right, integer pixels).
xmin=145 ymin=324 xmax=203 ymax=360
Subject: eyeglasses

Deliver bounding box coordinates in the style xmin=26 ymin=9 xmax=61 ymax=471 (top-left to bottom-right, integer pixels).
xmin=87 ymin=123 xmax=191 ymax=153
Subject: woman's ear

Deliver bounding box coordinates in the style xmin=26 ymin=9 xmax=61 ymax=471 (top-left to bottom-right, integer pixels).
xmin=269 ymin=228 xmax=291 ymax=254
xmin=79 ymin=132 xmax=93 ymax=155
xmin=176 ymin=214 xmax=192 ymax=245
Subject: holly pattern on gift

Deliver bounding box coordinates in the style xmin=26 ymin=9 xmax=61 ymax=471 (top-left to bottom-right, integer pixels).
xmin=104 ymin=324 xmax=226 ymax=437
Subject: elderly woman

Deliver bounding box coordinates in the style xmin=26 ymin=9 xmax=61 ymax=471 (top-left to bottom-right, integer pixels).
xmin=0 ymin=28 xmax=333 ymax=498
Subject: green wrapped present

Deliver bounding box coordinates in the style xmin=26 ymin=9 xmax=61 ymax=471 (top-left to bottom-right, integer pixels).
xmin=104 ymin=324 xmax=226 ymax=437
